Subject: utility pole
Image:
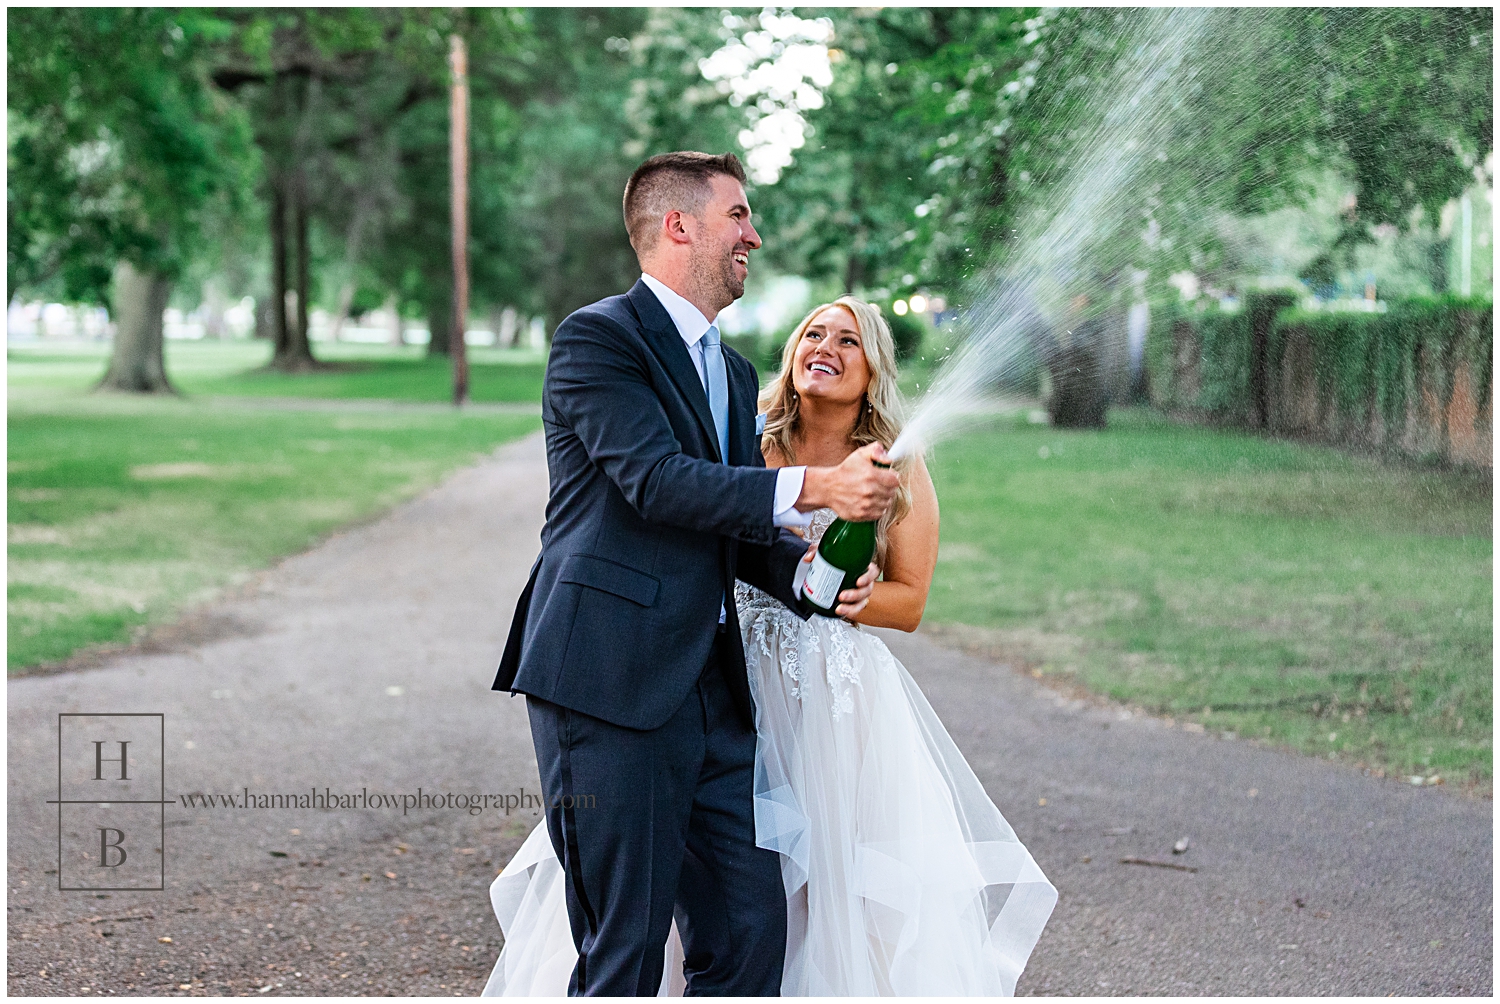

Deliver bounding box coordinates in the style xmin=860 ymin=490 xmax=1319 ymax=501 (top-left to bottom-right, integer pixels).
xmin=449 ymin=31 xmax=470 ymax=405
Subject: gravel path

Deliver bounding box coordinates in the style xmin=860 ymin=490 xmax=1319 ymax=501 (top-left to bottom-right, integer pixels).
xmin=8 ymin=433 xmax=1491 ymax=996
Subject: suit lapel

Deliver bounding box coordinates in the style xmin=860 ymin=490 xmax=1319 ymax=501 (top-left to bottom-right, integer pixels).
xmin=627 ymin=280 xmax=722 ymax=463
xmin=726 ymin=354 xmax=759 ymax=467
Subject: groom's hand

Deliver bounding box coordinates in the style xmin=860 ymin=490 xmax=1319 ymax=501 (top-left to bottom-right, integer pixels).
xmin=800 ymin=549 xmax=879 ymax=620
xmin=798 ymin=443 xmax=900 ymax=522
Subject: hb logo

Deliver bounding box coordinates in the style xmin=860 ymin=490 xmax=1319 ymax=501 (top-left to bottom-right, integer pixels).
xmin=50 ymin=714 xmax=169 ymax=891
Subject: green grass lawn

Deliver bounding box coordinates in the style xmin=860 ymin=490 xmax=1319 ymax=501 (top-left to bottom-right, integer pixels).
xmin=924 ymin=408 xmax=1492 ymax=788
xmin=8 ymin=340 xmax=1492 ymax=789
xmin=7 ymin=338 xmax=546 ymax=404
xmin=8 ymin=339 xmax=540 ymax=670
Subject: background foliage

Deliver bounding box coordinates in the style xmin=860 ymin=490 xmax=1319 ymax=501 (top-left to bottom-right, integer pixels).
xmin=11 ymin=7 xmax=1490 ymax=336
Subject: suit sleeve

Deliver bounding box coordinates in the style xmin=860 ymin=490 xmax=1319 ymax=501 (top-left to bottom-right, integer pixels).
xmin=734 ymin=387 xmax=813 ymax=620
xmin=547 ymin=309 xmax=779 ymax=545
xmin=735 ymin=530 xmax=813 ymax=621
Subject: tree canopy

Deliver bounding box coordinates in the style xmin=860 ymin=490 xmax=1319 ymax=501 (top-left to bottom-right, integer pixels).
xmin=8 ymin=6 xmax=1491 ymax=375
xmin=773 ymin=6 xmax=1494 ymax=305
xmin=9 ymin=8 xmax=253 ymax=301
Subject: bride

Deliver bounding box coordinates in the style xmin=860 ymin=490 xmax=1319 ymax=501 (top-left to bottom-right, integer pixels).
xmin=485 ymin=297 xmax=1055 ymax=996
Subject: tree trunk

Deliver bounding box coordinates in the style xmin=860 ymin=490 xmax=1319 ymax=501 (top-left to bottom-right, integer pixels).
xmin=271 ymin=175 xmax=318 ymax=372
xmin=385 ymin=295 xmax=403 ymax=346
xmin=843 ymin=221 xmax=868 ymax=295
xmin=98 ymin=261 xmax=174 ymax=394
xmin=1249 ymin=300 xmax=1270 ymax=429
xmin=494 ymin=306 xmax=516 ymax=348
xmin=1247 ymin=292 xmax=1298 ymax=429
xmin=202 ymin=280 xmax=228 ymax=340
xmin=271 ymin=180 xmax=290 ymax=355
xmin=295 ymin=180 xmax=311 ymax=349
xmin=1048 ymin=336 xmax=1108 ymax=429
xmin=449 ymin=32 xmax=470 ymax=405
xmin=843 ymin=252 xmax=864 ymax=296
xmin=425 ymin=283 xmax=453 ymax=356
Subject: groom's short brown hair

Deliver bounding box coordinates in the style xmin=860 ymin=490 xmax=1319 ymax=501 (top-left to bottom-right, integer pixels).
xmin=623 ymin=151 xmax=747 ymax=255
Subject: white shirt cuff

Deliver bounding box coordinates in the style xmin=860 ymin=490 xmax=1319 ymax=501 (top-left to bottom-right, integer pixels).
xmin=772 ymin=467 xmax=812 ymax=528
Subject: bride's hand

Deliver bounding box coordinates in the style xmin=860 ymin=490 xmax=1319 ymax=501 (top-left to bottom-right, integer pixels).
xmin=834 ymin=562 xmax=879 ymax=621
xmin=801 ymin=545 xmax=879 ymax=621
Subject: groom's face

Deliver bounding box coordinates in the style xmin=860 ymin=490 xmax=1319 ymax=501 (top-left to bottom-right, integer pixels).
xmin=688 ymin=174 xmax=761 ymax=308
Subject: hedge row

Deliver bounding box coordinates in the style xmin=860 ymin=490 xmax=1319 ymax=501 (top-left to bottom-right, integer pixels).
xmin=1273 ymin=297 xmax=1493 ymax=435
xmin=1149 ymin=292 xmax=1493 ymax=447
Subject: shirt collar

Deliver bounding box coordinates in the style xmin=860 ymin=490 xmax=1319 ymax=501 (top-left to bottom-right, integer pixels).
xmin=640 ymin=273 xmax=715 ymax=348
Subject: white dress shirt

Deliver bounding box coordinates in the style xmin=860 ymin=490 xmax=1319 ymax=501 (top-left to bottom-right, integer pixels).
xmin=640 ymin=274 xmax=810 ymax=529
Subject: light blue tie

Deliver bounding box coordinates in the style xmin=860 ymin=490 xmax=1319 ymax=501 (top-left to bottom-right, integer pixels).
xmin=701 ymin=324 xmax=730 ymax=463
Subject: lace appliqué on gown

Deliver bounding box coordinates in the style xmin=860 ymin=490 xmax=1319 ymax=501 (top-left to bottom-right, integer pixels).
xmin=736 ymin=508 xmax=864 ymax=718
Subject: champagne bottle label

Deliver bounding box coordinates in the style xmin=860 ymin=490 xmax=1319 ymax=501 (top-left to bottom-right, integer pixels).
xmin=802 ymin=552 xmax=846 ymax=610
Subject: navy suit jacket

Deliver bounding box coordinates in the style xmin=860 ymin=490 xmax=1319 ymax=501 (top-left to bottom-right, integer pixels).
xmin=492 ymin=279 xmax=810 ymax=730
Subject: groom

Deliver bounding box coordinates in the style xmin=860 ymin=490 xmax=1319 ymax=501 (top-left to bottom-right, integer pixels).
xmin=493 ymin=151 xmax=898 ymax=995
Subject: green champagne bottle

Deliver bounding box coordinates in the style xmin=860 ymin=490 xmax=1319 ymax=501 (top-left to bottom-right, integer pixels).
xmin=800 ymin=459 xmax=890 ymax=617
xmin=801 ymin=517 xmax=877 ymax=616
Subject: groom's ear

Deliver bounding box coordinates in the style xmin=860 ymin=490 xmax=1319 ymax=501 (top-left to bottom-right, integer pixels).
xmin=661 ymin=209 xmax=694 ymax=247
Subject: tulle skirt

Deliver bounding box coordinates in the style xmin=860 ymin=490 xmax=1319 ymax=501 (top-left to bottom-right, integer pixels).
xmin=483 ymin=586 xmax=1055 ymax=996
xmin=739 ymin=585 xmax=1055 ymax=995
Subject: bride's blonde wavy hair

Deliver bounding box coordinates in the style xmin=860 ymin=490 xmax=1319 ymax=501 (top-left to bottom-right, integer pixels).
xmin=758 ymin=296 xmax=912 ymax=569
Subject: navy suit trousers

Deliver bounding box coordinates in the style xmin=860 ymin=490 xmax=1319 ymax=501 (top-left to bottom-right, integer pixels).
xmin=526 ymin=633 xmax=787 ymax=996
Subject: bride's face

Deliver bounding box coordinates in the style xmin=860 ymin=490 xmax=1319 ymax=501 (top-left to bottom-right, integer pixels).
xmin=791 ymin=306 xmax=870 ymax=407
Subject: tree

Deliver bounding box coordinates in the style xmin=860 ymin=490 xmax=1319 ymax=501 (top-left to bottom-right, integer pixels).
xmin=1080 ymin=8 xmax=1495 ymax=300
xmin=502 ymin=8 xmax=662 ymax=330
xmin=353 ymin=8 xmax=651 ymax=349
xmin=738 ymin=7 xmax=1493 ymax=313
xmin=681 ymin=9 xmax=929 ymax=297
xmin=365 ymin=11 xmax=492 ymax=357
xmin=102 ymin=262 xmax=173 ymax=391
xmin=1318 ymin=8 xmax=1491 ymax=230
xmin=8 ymin=8 xmax=253 ymax=392
xmin=754 ymin=9 xmax=940 ymax=296
xmin=208 ymin=9 xmax=453 ymax=369
xmin=323 ymin=8 xmax=513 ymax=357
xmin=918 ymin=8 xmax=1494 ymax=302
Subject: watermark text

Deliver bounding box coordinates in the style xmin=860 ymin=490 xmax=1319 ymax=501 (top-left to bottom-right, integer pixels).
xmin=178 ymin=786 xmax=593 ymax=816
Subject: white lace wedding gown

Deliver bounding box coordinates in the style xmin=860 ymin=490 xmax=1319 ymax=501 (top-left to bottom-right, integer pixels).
xmin=483 ymin=511 xmax=1056 ymax=996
